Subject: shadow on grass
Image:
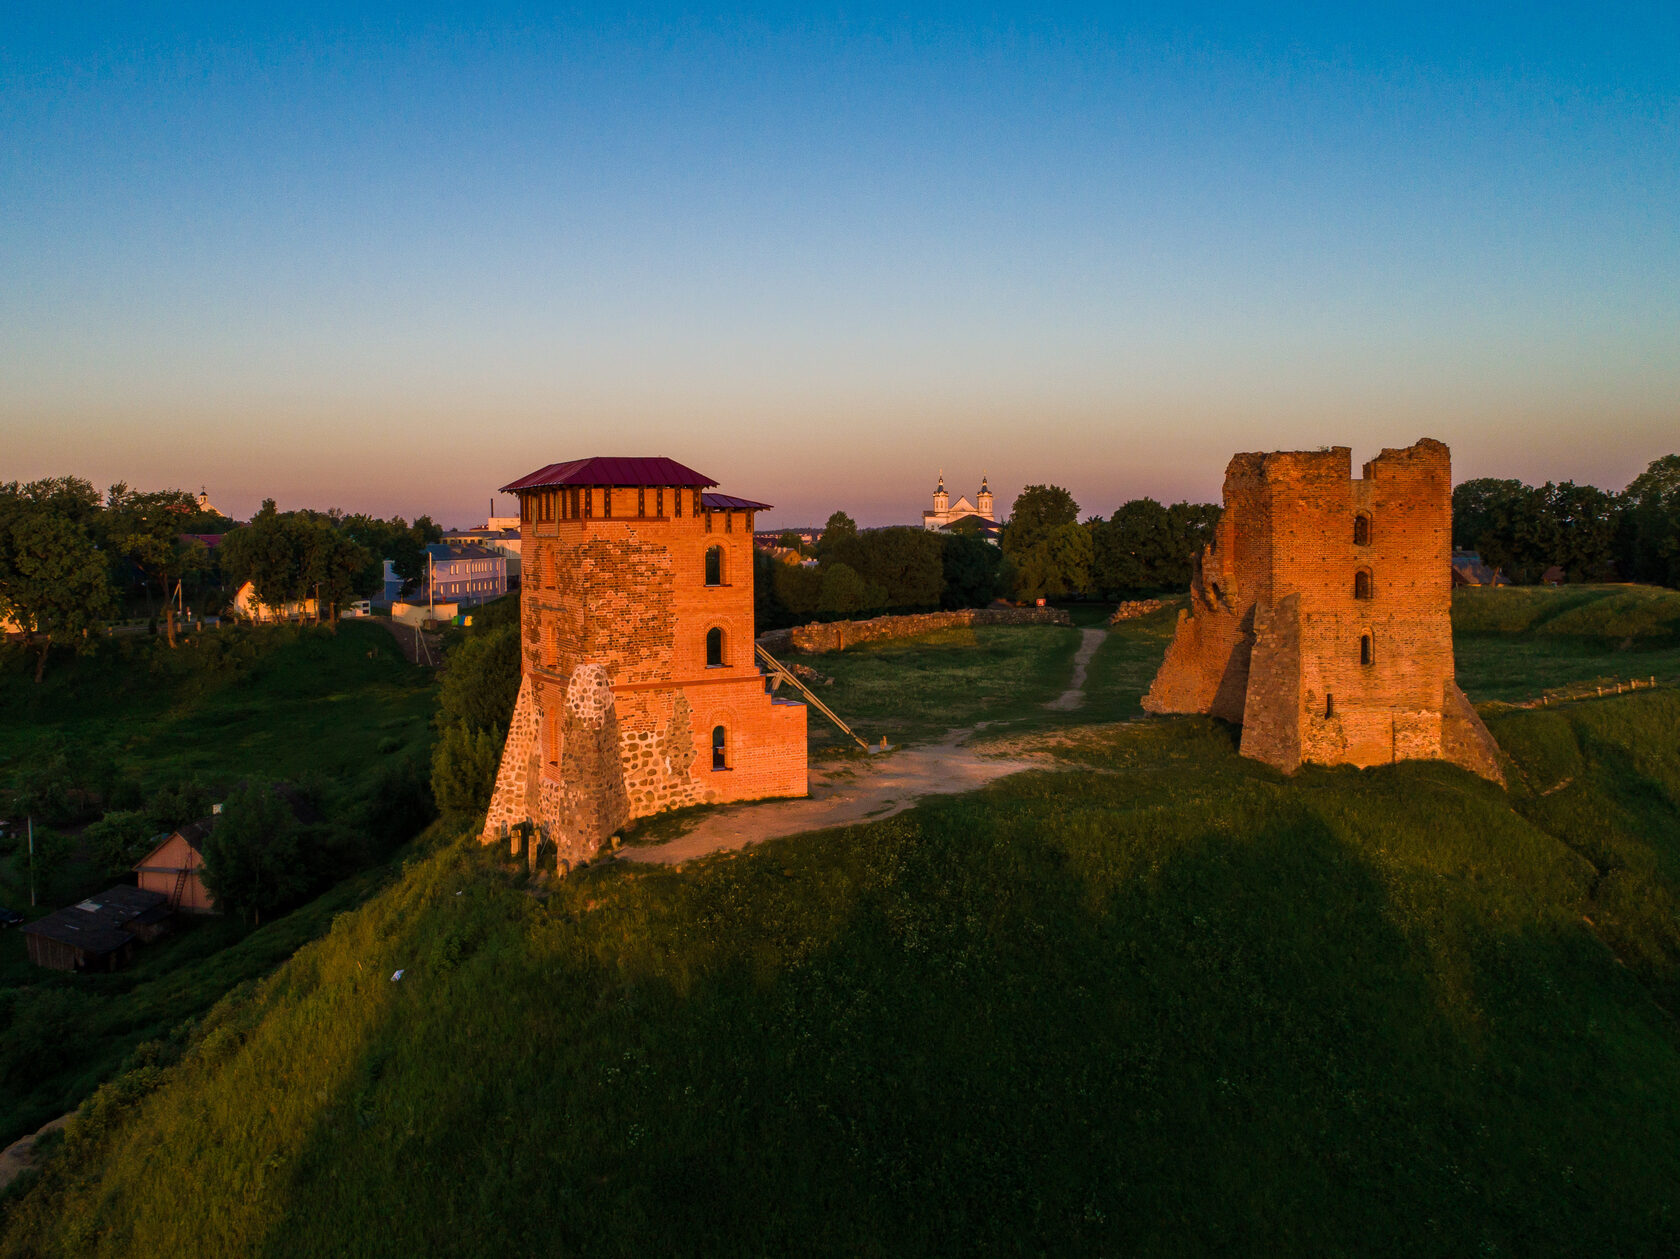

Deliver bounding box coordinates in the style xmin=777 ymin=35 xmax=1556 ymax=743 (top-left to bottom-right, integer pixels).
xmin=211 ymin=780 xmax=1680 ymax=1255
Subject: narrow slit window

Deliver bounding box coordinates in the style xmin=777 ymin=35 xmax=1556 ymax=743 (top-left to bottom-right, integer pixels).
xmin=1354 ymin=569 xmax=1373 ymax=600
xmin=1360 ymin=634 xmax=1374 ymax=666
xmin=705 ymin=545 xmax=723 ymax=586
xmin=1354 ymin=514 xmax=1371 ymax=546
xmin=706 ymin=627 xmax=724 ymax=667
xmin=1325 ymin=692 xmax=1335 ymax=719
xmin=712 ymin=725 xmax=727 ymax=771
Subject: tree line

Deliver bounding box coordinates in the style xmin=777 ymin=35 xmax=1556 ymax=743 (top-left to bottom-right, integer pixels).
xmin=755 ymin=486 xmax=1223 ymax=629
xmin=0 ymin=477 xmax=441 ymax=681
xmin=1453 ymin=455 xmax=1680 ymax=586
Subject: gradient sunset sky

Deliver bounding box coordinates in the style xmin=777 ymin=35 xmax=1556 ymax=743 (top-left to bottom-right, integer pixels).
xmin=4 ymin=4 xmax=1676 ymax=527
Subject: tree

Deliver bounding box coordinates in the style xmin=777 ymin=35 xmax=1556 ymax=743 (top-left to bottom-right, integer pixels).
xmin=940 ymin=533 xmax=1004 ymax=609
xmin=199 ymin=784 xmax=307 ymax=924
xmin=1010 ymin=521 xmax=1093 ymax=602
xmin=1089 ymin=499 xmax=1220 ymax=596
xmin=103 ymin=485 xmax=209 ymax=647
xmin=1001 ymin=485 xmax=1079 ymax=556
xmin=817 ymin=562 xmax=870 ymax=617
xmin=431 ymin=722 xmax=503 ymax=815
xmin=84 ymin=810 xmax=161 ymax=877
xmin=436 ymin=624 xmax=523 ymax=734
xmin=814 ymin=511 xmax=857 ymax=560
xmin=0 ymin=496 xmax=113 ymax=682
xmin=219 ymin=505 xmax=369 ymax=621
xmin=1618 ymin=455 xmax=1680 ymax=587
xmin=828 ymin=527 xmax=944 ymax=611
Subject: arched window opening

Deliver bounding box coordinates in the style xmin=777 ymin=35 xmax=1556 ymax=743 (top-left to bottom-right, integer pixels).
xmin=1360 ymin=633 xmax=1374 ymax=667
xmin=706 ymin=627 xmax=724 ymax=667
xmin=705 ymin=545 xmax=723 ymax=586
xmin=712 ymin=725 xmax=727 ymax=771
xmin=1354 ymin=569 xmax=1373 ymax=600
xmin=1354 ymin=513 xmax=1371 ymax=547
xmin=1324 ymin=692 xmax=1335 ymax=719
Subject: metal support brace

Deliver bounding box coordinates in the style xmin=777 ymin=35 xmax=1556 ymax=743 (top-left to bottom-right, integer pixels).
xmin=754 ymin=642 xmax=875 ymax=753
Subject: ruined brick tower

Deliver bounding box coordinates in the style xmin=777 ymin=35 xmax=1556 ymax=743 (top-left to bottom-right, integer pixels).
xmin=1143 ymin=439 xmax=1503 ymax=783
xmin=482 ymin=457 xmax=808 ymax=867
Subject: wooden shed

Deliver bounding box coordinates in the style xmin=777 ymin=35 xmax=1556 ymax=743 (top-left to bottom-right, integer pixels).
xmin=21 ymin=886 xmax=172 ymax=972
xmin=134 ymin=818 xmax=217 ymax=913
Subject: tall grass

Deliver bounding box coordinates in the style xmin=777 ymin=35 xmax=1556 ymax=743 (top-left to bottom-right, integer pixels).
xmin=8 ymin=694 xmax=1680 ymax=1256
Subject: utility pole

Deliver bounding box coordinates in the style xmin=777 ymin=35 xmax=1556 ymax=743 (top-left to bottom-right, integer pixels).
xmin=27 ymin=816 xmax=36 ymax=907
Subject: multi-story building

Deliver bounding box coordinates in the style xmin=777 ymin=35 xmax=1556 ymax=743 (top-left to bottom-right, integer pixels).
xmin=423 ymin=543 xmax=508 ymax=607
xmin=482 ymin=457 xmax=807 ymax=868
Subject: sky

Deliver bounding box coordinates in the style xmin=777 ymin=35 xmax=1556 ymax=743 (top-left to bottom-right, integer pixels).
xmin=2 ymin=3 xmax=1677 ymax=528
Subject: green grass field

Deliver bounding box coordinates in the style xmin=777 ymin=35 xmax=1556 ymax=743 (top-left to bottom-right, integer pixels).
xmin=7 ymin=587 xmax=1680 ymax=1256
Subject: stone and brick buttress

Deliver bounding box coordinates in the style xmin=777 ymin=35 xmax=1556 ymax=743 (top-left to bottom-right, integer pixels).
xmin=481 ymin=457 xmax=808 ymax=867
xmin=1143 ymin=439 xmax=1503 ymax=783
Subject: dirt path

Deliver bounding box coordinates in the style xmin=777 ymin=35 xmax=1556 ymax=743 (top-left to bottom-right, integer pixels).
xmin=1043 ymin=628 xmax=1108 ymax=711
xmin=623 ymin=628 xmax=1111 ymax=866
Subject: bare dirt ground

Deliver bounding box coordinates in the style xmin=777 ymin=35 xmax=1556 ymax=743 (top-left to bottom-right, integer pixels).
xmin=620 ymin=729 xmax=1052 ymax=865
xmin=1043 ymin=628 xmax=1108 ymax=710
xmin=622 ymin=628 xmax=1115 ymax=867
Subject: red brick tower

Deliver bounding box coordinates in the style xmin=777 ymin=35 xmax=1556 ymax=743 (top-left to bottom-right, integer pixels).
xmin=1144 ymin=439 xmax=1502 ymax=782
xmin=482 ymin=457 xmax=807 ymax=867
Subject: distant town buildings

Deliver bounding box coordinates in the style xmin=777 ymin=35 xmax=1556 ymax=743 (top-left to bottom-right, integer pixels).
xmin=423 ymin=542 xmax=508 ymax=606
xmin=443 ymin=518 xmax=522 ymax=585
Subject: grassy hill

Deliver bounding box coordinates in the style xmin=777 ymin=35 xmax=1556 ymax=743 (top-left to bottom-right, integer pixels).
xmin=7 ymin=643 xmax=1679 ymax=1253
xmin=0 ymin=622 xmax=437 ymax=1149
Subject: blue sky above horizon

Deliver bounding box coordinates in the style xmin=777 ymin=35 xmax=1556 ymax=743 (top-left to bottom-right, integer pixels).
xmin=3 ymin=4 xmax=1677 ymax=527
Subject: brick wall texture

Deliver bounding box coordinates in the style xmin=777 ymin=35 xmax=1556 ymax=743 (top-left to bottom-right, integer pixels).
xmin=757 ymin=606 xmax=1072 ymax=655
xmin=1143 ymin=439 xmax=1504 ymax=783
xmin=482 ymin=487 xmax=808 ymax=869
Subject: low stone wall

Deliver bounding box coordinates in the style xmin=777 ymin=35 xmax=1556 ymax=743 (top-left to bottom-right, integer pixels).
xmin=1108 ymin=599 xmax=1167 ymax=623
xmin=757 ymin=607 xmax=1071 ymax=654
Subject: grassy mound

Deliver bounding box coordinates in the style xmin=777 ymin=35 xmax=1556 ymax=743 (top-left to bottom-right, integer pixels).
xmin=8 ymin=692 xmax=1680 ymax=1256
xmin=1452 ymin=586 xmax=1680 ymax=703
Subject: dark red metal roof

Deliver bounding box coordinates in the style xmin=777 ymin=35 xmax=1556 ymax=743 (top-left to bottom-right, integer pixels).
xmin=499 ymin=457 xmax=717 ymax=493
xmin=702 ymin=493 xmax=773 ymax=512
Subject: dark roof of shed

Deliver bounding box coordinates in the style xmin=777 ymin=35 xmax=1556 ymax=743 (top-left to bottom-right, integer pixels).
xmin=702 ymin=493 xmax=774 ymax=512
xmin=22 ymin=885 xmax=169 ymax=953
xmin=500 ymin=457 xmax=717 ymax=493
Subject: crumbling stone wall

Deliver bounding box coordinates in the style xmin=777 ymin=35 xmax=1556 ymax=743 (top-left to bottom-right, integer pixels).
xmin=757 ymin=606 xmax=1071 ymax=655
xmin=1144 ymin=439 xmax=1503 ymax=783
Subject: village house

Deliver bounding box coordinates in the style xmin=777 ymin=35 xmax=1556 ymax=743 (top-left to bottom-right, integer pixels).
xmin=133 ymin=818 xmax=217 ymax=913
xmin=231 ymin=581 xmax=317 ymax=623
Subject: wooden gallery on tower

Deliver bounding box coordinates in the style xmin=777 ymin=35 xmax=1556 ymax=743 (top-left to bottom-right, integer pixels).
xmin=482 ymin=457 xmax=808 ymax=867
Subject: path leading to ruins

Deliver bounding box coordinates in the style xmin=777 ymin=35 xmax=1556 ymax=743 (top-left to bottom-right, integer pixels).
xmin=622 ymin=626 xmax=1113 ymax=866
xmin=1043 ymin=628 xmax=1108 ymax=711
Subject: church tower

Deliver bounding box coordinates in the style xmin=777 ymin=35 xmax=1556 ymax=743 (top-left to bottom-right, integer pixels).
xmin=932 ymin=472 xmax=950 ymax=516
xmin=976 ymin=474 xmax=994 ymax=519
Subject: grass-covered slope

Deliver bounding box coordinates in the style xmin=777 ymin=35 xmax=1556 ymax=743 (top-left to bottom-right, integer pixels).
xmin=1454 ymin=584 xmax=1680 ymax=702
xmin=9 ymin=690 xmax=1680 ymax=1257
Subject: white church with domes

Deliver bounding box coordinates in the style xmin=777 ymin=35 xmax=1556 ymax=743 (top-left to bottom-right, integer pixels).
xmin=922 ymin=472 xmax=998 ymax=538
